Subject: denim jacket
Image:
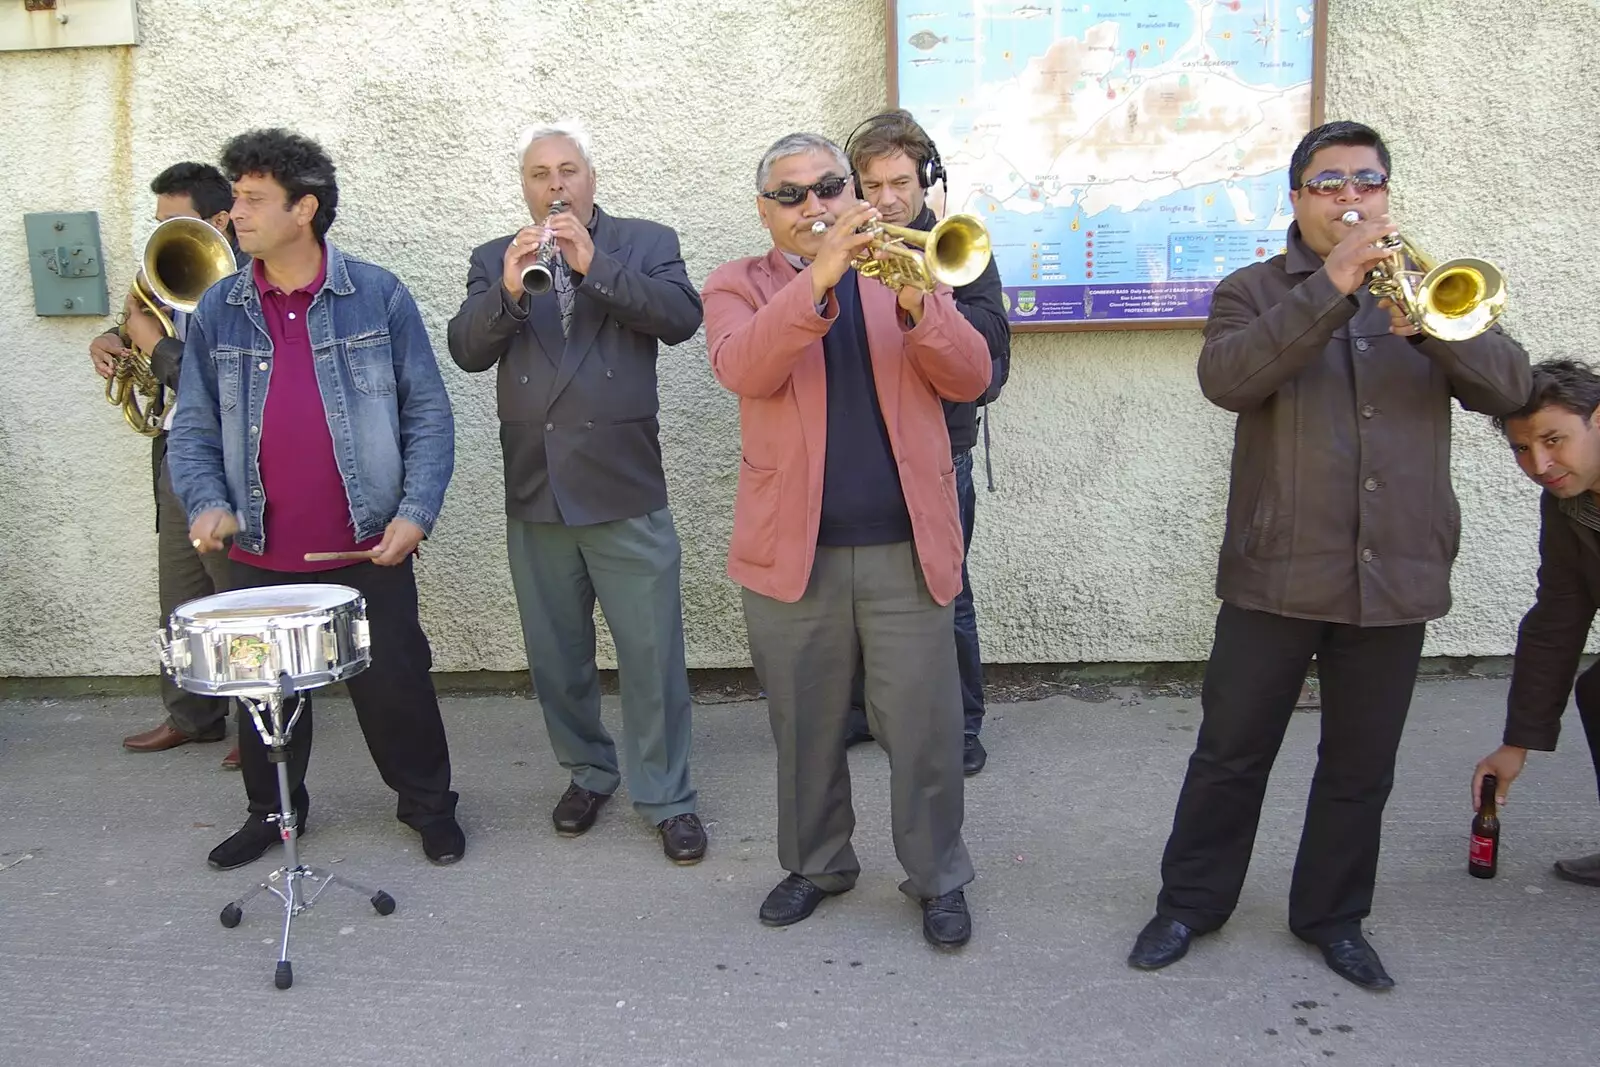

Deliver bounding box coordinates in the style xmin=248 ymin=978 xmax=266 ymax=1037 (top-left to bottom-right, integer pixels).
xmin=167 ymin=241 xmax=455 ymax=554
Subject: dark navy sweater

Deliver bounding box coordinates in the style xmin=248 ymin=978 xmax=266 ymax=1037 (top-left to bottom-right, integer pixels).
xmin=817 ymin=270 xmax=913 ymax=547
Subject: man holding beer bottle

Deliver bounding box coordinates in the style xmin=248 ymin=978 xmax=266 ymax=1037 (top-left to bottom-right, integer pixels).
xmin=1474 ymin=358 xmax=1600 ymax=888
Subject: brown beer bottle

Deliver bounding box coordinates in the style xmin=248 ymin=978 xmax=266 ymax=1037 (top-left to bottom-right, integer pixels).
xmin=1469 ymin=774 xmax=1500 ymax=879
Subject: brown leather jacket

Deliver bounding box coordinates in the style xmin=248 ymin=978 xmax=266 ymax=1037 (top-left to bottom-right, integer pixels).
xmin=1199 ymin=223 xmax=1531 ymax=626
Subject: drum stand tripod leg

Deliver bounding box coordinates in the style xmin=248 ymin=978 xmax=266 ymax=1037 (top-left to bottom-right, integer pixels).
xmin=220 ymin=686 xmax=396 ymax=990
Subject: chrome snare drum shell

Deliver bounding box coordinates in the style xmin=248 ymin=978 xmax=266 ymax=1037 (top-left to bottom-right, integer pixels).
xmin=160 ymin=584 xmax=371 ymax=698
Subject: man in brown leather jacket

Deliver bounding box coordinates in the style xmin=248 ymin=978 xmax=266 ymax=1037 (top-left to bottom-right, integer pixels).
xmin=1127 ymin=121 xmax=1531 ymax=990
xmin=1473 ymin=360 xmax=1600 ymax=889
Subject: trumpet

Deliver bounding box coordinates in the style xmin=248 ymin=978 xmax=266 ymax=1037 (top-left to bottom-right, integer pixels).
xmin=107 ymin=217 xmax=238 ymax=437
xmin=810 ymin=212 xmax=993 ymax=291
xmin=1340 ymin=210 xmax=1506 ymax=341
xmin=518 ymin=199 xmax=568 ymax=295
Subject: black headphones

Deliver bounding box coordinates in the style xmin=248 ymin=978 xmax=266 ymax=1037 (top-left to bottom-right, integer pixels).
xmin=843 ymin=111 xmax=946 ymax=199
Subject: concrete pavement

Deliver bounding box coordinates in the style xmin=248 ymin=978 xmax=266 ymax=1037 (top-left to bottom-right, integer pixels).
xmin=1 ymin=678 xmax=1596 ymax=1066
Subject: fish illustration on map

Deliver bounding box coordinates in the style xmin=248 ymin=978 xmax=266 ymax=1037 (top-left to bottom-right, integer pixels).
xmin=1013 ymin=4 xmax=1050 ymax=17
xmin=910 ymin=57 xmax=945 ymax=67
xmin=908 ymin=31 xmax=949 ymax=50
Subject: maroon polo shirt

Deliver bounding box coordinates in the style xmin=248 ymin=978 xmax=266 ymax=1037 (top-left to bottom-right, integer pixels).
xmin=230 ymin=254 xmax=381 ymax=573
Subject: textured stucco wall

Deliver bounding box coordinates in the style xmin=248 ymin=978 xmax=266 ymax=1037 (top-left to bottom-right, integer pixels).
xmin=1 ymin=0 xmax=1596 ymax=678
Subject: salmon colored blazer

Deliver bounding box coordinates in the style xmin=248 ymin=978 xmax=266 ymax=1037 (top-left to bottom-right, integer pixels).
xmin=702 ymin=249 xmax=991 ymax=605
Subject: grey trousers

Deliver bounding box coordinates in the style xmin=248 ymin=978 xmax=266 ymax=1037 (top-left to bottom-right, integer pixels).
xmin=155 ymin=454 xmax=231 ymax=738
xmin=741 ymin=542 xmax=974 ymax=901
xmin=507 ymin=508 xmax=696 ymax=823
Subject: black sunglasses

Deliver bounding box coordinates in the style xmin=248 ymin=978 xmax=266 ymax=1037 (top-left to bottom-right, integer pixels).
xmin=760 ymin=175 xmax=851 ymax=206
xmin=1300 ymin=169 xmax=1389 ymax=195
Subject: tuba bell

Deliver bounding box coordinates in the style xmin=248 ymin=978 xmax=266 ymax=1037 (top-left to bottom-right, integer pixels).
xmin=811 ymin=212 xmax=994 ymax=291
xmin=106 ymin=217 xmax=238 ymax=437
xmin=1340 ymin=210 xmax=1507 ymax=342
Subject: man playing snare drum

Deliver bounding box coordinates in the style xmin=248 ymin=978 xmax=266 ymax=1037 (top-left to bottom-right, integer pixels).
xmin=167 ymin=129 xmax=466 ymax=870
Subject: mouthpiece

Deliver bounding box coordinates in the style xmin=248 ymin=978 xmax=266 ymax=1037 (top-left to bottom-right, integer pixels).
xmin=810 ymin=221 xmax=827 ymax=235
xmin=1341 ymin=210 xmax=1362 ymax=225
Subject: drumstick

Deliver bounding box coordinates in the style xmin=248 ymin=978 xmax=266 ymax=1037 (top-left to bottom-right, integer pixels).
xmin=303 ymin=550 xmax=381 ymax=562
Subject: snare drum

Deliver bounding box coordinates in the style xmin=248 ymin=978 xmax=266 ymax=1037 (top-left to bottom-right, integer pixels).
xmin=160 ymin=585 xmax=371 ymax=698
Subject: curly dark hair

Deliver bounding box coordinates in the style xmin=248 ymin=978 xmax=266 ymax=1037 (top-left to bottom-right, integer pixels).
xmin=1289 ymin=121 xmax=1392 ymax=190
xmin=1493 ymin=359 xmax=1600 ymax=434
xmin=219 ymin=128 xmax=338 ymax=239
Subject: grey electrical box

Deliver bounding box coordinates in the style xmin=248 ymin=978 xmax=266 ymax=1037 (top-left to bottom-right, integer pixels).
xmin=24 ymin=211 xmax=110 ymax=316
xmin=1 ymin=1 xmax=141 ymax=52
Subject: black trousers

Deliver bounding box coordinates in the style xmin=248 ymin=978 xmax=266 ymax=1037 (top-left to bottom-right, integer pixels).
xmin=1570 ymin=663 xmax=1600 ymax=805
xmin=229 ymin=558 xmax=458 ymax=830
xmin=1156 ymin=603 xmax=1426 ymax=943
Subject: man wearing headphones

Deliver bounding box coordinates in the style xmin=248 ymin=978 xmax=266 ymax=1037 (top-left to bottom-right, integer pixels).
xmin=843 ymin=111 xmax=1011 ymax=775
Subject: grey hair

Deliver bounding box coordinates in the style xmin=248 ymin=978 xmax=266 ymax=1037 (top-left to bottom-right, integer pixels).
xmin=755 ymin=133 xmax=849 ymax=191
xmin=516 ymin=118 xmax=594 ymax=169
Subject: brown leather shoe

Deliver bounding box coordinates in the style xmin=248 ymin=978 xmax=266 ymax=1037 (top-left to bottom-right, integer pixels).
xmin=221 ymin=745 xmax=241 ymax=770
xmin=552 ymin=783 xmax=611 ymax=837
xmin=123 ymin=723 xmax=198 ymax=752
xmin=657 ymin=813 xmax=707 ymax=865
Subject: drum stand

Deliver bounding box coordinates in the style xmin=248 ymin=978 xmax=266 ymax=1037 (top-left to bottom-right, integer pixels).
xmin=218 ymin=675 xmax=395 ymax=990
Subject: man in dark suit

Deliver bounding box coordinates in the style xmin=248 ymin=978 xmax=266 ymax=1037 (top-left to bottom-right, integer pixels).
xmin=447 ymin=119 xmax=707 ymax=864
xmin=842 ymin=111 xmax=1011 ymax=776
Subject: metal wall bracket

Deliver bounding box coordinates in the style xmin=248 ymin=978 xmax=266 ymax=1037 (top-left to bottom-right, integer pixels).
xmin=23 ymin=211 xmax=109 ymax=316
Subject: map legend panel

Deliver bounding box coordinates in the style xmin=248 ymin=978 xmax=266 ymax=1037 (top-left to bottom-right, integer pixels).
xmin=1168 ymin=231 xmax=1289 ymax=279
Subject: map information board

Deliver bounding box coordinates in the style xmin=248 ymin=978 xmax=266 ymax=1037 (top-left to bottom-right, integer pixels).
xmin=891 ymin=1 xmax=1324 ymax=329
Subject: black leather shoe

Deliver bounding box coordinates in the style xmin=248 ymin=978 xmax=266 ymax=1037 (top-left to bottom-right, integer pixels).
xmin=419 ymin=817 xmax=466 ymax=866
xmin=921 ymin=889 xmax=972 ymax=947
xmin=963 ymin=735 xmax=987 ymax=776
xmin=657 ymin=813 xmax=707 ymax=864
xmin=1128 ymin=915 xmax=1194 ymax=970
xmin=207 ymin=811 xmax=304 ymax=871
xmin=1319 ymin=935 xmax=1395 ymax=990
xmin=1554 ymin=851 xmax=1600 ymax=886
xmin=552 ymin=783 xmax=611 ymax=837
xmin=759 ymin=874 xmax=843 ymax=926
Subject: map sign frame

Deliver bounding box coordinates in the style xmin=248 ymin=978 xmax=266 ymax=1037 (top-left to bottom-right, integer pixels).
xmin=887 ymin=1 xmax=1328 ymax=333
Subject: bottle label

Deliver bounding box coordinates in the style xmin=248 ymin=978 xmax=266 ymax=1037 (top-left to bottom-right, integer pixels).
xmin=1470 ymin=835 xmax=1496 ymax=866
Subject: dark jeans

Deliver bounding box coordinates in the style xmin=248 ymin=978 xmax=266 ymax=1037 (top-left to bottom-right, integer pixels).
xmin=1572 ymin=663 xmax=1600 ymax=805
xmin=1155 ymin=603 xmax=1426 ymax=944
xmin=229 ymin=557 xmax=458 ymax=830
xmin=848 ymin=447 xmax=986 ymax=738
